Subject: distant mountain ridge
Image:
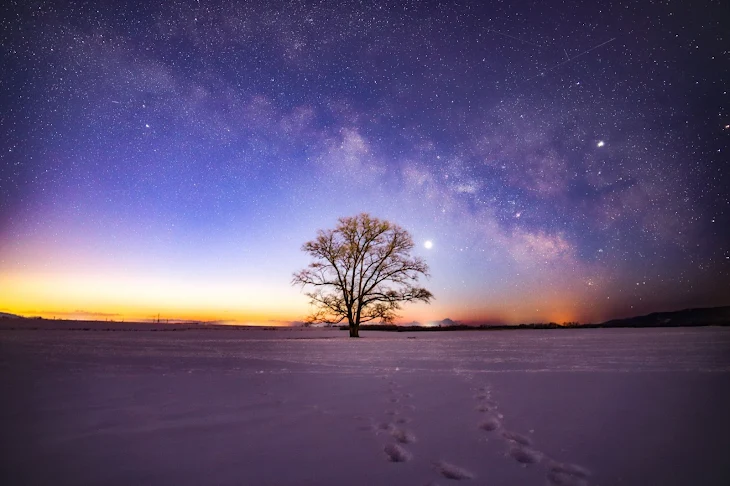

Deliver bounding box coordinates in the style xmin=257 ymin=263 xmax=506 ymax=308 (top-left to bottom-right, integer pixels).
xmin=356 ymin=306 xmax=730 ymax=331
xmin=0 ymin=312 xmax=24 ymax=319
xmin=598 ymin=306 xmax=730 ymax=328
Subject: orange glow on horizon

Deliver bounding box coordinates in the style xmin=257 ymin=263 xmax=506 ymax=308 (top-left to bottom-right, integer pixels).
xmin=2 ymin=270 xmax=597 ymax=326
xmin=0 ymin=270 xmax=308 ymax=325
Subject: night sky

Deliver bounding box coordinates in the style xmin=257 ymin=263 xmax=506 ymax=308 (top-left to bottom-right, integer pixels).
xmin=1 ymin=0 xmax=728 ymax=325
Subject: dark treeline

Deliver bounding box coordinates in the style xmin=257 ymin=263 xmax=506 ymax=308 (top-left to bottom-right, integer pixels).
xmin=339 ymin=323 xmax=568 ymax=332
xmin=341 ymin=306 xmax=730 ymax=332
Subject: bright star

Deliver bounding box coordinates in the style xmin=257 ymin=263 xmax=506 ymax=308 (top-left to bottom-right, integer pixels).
xmin=424 ymin=240 xmax=433 ymax=249
xmin=597 ymin=140 xmax=605 ymax=147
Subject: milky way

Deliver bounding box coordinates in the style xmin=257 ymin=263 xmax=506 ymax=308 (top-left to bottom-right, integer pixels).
xmin=1 ymin=0 xmax=728 ymax=324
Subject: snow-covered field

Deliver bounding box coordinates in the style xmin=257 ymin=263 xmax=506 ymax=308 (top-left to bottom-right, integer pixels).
xmin=1 ymin=326 xmax=729 ymax=485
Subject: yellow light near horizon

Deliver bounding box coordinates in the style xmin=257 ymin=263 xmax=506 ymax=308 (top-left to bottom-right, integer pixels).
xmin=0 ymin=271 xmax=307 ymax=323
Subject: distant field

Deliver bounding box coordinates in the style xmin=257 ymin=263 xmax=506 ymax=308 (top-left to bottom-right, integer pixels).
xmin=2 ymin=327 xmax=729 ymax=485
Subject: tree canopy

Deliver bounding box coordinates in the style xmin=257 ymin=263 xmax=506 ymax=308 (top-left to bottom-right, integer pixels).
xmin=292 ymin=213 xmax=433 ymax=337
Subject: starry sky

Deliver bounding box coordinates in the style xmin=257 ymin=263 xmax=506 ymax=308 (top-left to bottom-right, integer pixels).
xmin=1 ymin=0 xmax=728 ymax=325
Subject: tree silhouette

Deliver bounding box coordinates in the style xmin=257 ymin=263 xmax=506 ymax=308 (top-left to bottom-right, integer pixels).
xmin=293 ymin=213 xmax=433 ymax=337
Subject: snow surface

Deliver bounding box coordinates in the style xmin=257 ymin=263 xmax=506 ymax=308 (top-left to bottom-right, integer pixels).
xmin=1 ymin=327 xmax=729 ymax=485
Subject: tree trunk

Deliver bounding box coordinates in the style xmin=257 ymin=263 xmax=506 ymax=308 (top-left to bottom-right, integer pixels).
xmin=349 ymin=322 xmax=360 ymax=338
xmin=346 ymin=311 xmax=360 ymax=338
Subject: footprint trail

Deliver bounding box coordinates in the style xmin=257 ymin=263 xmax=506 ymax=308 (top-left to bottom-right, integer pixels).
xmin=469 ymin=378 xmax=594 ymax=485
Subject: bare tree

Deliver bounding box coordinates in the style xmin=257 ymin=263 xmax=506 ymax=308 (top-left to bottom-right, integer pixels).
xmin=292 ymin=213 xmax=433 ymax=337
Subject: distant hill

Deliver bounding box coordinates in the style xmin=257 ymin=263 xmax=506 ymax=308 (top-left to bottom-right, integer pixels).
xmin=0 ymin=312 xmax=24 ymax=319
xmin=351 ymin=306 xmax=730 ymax=332
xmin=598 ymin=306 xmax=730 ymax=328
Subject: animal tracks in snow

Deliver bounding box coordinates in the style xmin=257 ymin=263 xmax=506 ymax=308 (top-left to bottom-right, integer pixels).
xmin=374 ymin=376 xmax=419 ymax=465
xmin=502 ymin=430 xmax=532 ymax=446
xmin=478 ymin=417 xmax=501 ymax=431
xmin=367 ymin=372 xmax=592 ymax=484
xmin=384 ymin=443 xmax=412 ymax=462
xmin=371 ymin=374 xmax=475 ymax=482
xmin=471 ymin=379 xmax=593 ymax=485
xmin=433 ymin=460 xmax=475 ymax=480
